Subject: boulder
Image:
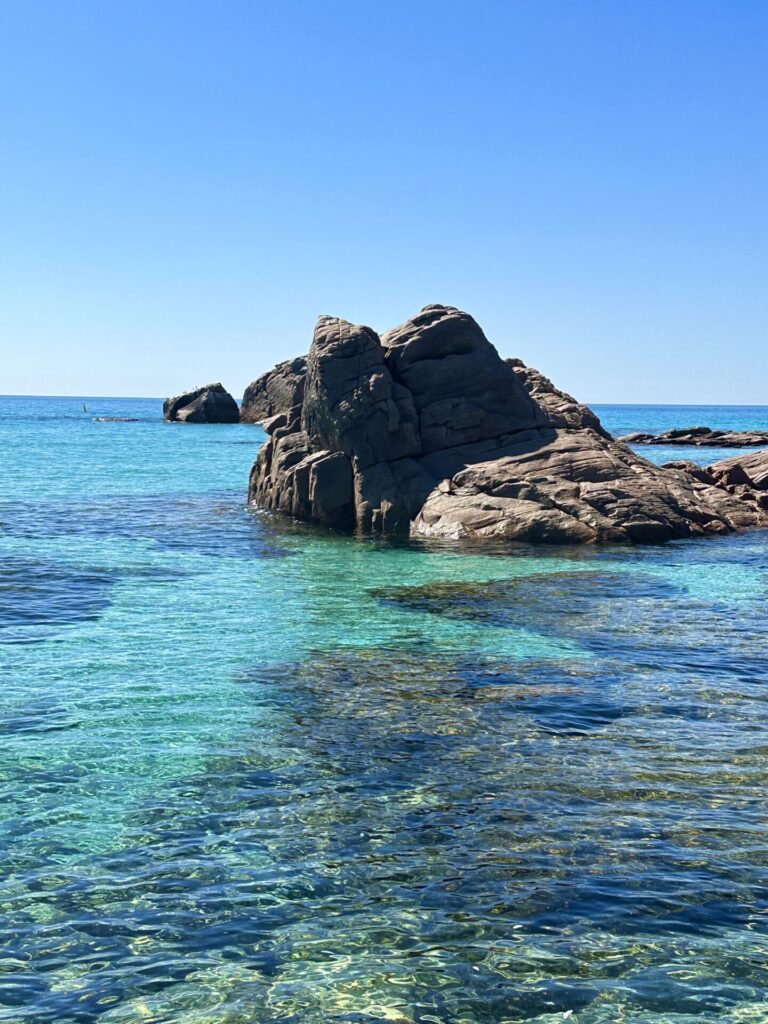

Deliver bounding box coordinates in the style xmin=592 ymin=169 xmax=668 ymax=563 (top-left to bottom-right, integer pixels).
xmin=248 ymin=304 xmax=768 ymax=544
xmin=413 ymin=432 xmax=760 ymax=543
xmin=708 ymin=450 xmax=768 ymax=492
xmin=241 ymin=356 xmax=307 ymax=424
xmin=163 ymin=384 xmax=240 ymax=424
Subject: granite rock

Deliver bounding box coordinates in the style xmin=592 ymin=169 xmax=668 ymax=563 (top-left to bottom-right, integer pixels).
xmin=620 ymin=426 xmax=768 ymax=448
xmin=248 ymin=305 xmax=768 ymax=544
xmin=380 ymin=306 xmax=548 ymax=453
xmin=163 ymin=383 xmax=240 ymax=423
xmin=241 ymin=357 xmax=307 ymax=424
xmin=709 ymin=449 xmax=768 ymax=491
xmin=507 ymin=359 xmax=609 ymax=437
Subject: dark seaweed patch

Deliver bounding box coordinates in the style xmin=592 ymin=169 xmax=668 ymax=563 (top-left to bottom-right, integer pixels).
xmin=238 ymin=647 xmax=631 ymax=750
xmin=368 ymin=569 xmax=756 ymax=679
xmin=0 ymin=696 xmax=80 ymax=735
xmin=371 ymin=570 xmax=681 ymax=625
xmin=0 ymin=556 xmax=115 ymax=643
xmin=0 ymin=493 xmax=291 ymax=560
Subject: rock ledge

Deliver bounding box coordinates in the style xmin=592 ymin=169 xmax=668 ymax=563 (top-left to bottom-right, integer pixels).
xmin=620 ymin=427 xmax=768 ymax=448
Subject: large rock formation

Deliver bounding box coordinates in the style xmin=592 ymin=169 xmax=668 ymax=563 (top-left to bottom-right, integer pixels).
xmin=164 ymin=383 xmax=240 ymax=423
xmin=248 ymin=305 xmax=768 ymax=544
xmin=240 ymin=357 xmax=307 ymax=424
xmin=620 ymin=426 xmax=768 ymax=448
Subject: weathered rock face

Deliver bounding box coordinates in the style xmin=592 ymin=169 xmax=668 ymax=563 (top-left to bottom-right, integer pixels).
xmin=413 ymin=435 xmax=767 ymax=543
xmin=380 ymin=306 xmax=548 ymax=453
xmin=620 ymin=426 xmax=768 ymax=448
xmin=164 ymin=384 xmax=240 ymax=424
xmin=303 ymin=317 xmax=421 ymax=465
xmin=507 ymin=359 xmax=608 ymax=437
xmin=248 ymin=305 xmax=768 ymax=544
xmin=709 ymin=450 xmax=768 ymax=491
xmin=664 ymin=452 xmax=768 ymax=518
xmin=240 ymin=357 xmax=307 ymax=424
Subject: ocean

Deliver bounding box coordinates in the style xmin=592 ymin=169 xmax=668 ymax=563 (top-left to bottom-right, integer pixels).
xmin=1 ymin=395 xmax=767 ymax=1023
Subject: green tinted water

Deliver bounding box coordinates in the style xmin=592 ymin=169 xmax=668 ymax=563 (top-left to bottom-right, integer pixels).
xmin=1 ymin=397 xmax=767 ymax=1023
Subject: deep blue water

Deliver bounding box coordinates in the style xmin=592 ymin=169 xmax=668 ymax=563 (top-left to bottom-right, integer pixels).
xmin=1 ymin=395 xmax=768 ymax=1024
xmin=596 ymin=404 xmax=768 ymax=467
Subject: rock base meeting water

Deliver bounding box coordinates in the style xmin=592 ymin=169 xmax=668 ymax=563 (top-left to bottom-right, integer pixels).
xmin=248 ymin=304 xmax=768 ymax=544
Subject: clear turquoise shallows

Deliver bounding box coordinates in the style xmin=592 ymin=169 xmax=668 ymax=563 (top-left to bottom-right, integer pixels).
xmin=1 ymin=395 xmax=767 ymax=1023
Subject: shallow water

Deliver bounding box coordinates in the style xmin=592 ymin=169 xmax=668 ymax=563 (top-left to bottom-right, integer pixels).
xmin=1 ymin=396 xmax=768 ymax=1023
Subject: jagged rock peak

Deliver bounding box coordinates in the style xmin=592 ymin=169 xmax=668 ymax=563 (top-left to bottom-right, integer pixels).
xmin=507 ymin=359 xmax=609 ymax=437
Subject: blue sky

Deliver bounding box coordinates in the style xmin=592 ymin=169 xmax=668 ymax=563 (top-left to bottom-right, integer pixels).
xmin=1 ymin=0 xmax=766 ymax=402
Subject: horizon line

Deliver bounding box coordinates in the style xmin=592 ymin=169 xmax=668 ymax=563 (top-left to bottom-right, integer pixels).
xmin=2 ymin=393 xmax=768 ymax=409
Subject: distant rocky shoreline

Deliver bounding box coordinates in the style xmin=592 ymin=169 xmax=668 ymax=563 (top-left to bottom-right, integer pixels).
xmin=620 ymin=426 xmax=768 ymax=448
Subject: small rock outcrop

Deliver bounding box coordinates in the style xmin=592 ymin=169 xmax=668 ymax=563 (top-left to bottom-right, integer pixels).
xmin=709 ymin=450 xmax=768 ymax=491
xmin=665 ymin=452 xmax=768 ymax=515
xmin=163 ymin=384 xmax=240 ymax=424
xmin=248 ymin=305 xmax=768 ymax=544
xmin=620 ymin=427 xmax=768 ymax=448
xmin=240 ymin=357 xmax=307 ymax=424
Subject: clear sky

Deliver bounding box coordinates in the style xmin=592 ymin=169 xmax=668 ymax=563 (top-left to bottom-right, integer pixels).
xmin=1 ymin=0 xmax=766 ymax=403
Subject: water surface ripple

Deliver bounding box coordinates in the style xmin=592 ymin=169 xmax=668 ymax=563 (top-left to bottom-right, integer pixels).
xmin=1 ymin=396 xmax=768 ymax=1023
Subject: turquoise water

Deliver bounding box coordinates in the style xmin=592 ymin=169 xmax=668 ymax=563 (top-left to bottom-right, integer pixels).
xmin=2 ymin=395 xmax=768 ymax=1024
xmin=596 ymin=404 xmax=768 ymax=467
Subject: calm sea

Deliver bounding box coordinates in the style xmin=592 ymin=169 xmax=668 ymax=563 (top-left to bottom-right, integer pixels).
xmin=1 ymin=395 xmax=767 ymax=1023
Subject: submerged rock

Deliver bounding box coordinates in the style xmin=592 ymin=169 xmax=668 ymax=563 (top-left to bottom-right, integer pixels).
xmin=163 ymin=384 xmax=239 ymax=423
xmin=620 ymin=426 xmax=768 ymax=447
xmin=371 ymin=570 xmax=680 ymax=622
xmin=248 ymin=304 xmax=768 ymax=544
